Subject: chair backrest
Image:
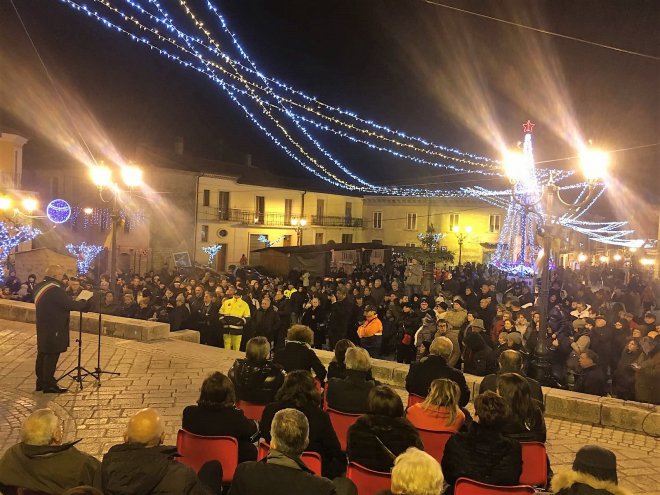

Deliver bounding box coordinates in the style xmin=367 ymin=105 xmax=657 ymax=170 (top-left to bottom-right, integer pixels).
xmin=236 ymin=400 xmax=266 ymax=421
xmin=406 ymin=393 xmax=425 ymax=408
xmin=416 ymin=428 xmax=453 ymax=464
xmin=326 ymin=408 xmax=361 ymax=451
xmin=520 ymin=441 xmax=548 ymax=487
xmin=257 ymin=440 xmax=323 ymax=476
xmin=176 ymin=429 xmax=238 ymax=483
xmin=454 ymin=478 xmax=535 ymax=495
xmin=346 ymin=461 xmax=392 ymax=495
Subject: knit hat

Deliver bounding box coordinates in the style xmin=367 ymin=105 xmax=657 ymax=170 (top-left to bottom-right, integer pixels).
xmin=572 ymin=445 xmax=618 ymax=483
xmin=452 ymin=298 xmax=466 ymax=309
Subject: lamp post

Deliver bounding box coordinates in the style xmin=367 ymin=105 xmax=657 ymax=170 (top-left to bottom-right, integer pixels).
xmin=291 ymin=217 xmax=307 ymax=246
xmin=504 ymin=145 xmax=608 ymax=385
xmin=452 ymin=225 xmax=472 ymax=265
xmin=90 ymin=163 xmax=143 ymax=289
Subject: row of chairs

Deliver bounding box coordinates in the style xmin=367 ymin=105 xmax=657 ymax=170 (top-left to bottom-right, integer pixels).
xmin=176 ymin=428 xmax=547 ymax=495
xmin=234 ymin=395 xmax=547 ymax=485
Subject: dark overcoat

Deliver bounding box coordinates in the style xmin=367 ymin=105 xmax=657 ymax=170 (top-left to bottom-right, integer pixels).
xmin=34 ymin=277 xmax=88 ymax=353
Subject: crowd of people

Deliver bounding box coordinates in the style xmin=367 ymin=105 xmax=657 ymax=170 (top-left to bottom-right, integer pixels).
xmin=7 ymin=255 xmax=657 ymax=403
xmin=0 ymin=334 xmax=636 ymax=494
xmin=0 ymin=256 xmax=655 ymax=493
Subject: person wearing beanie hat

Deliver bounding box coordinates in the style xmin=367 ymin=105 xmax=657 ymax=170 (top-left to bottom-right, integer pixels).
xmin=551 ymin=445 xmax=631 ymax=495
xmin=445 ymin=299 xmax=467 ymax=333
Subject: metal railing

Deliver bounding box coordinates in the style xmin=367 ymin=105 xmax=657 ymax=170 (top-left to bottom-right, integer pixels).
xmin=311 ymin=215 xmax=363 ymax=227
xmin=197 ymin=206 xmax=290 ymax=226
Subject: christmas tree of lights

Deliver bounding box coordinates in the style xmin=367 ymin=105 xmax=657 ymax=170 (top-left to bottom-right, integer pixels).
xmin=202 ymin=244 xmax=223 ymax=266
xmin=66 ymin=242 xmax=104 ymax=275
xmin=491 ymin=121 xmax=541 ymax=277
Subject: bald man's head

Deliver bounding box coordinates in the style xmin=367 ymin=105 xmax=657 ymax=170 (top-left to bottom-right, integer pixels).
xmin=45 ymin=265 xmax=67 ymax=281
xmin=124 ymin=408 xmax=164 ymax=447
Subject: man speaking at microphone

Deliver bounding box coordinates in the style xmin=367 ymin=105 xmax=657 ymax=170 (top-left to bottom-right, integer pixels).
xmin=33 ymin=265 xmax=91 ymax=394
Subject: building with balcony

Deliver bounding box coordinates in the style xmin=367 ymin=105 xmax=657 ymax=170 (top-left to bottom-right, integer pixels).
xmin=195 ymin=175 xmax=364 ymax=270
xmin=362 ymin=196 xmax=506 ymax=264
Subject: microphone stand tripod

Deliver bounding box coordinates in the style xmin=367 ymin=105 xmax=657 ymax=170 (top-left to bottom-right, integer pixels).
xmin=57 ymin=311 xmax=95 ymax=390
xmin=89 ymin=261 xmax=120 ymax=386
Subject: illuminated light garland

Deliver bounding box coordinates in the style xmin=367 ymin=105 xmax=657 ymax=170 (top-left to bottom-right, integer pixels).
xmin=257 ymin=234 xmax=285 ymax=247
xmin=66 ymin=242 xmax=104 ymax=275
xmin=59 ymin=0 xmax=610 ymax=212
xmin=89 ymin=0 xmax=573 ymax=179
xmin=69 ymin=205 xmax=146 ymax=230
xmin=202 ymin=243 xmax=222 ymax=265
xmin=0 ymin=222 xmax=41 ymax=281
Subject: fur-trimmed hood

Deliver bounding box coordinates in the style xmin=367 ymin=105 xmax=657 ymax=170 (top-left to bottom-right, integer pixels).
xmin=551 ymin=469 xmax=633 ymax=495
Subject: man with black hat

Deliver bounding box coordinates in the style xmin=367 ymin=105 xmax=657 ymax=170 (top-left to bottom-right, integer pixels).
xmin=590 ymin=314 xmax=613 ymax=376
xmin=551 ymin=445 xmax=631 ymax=495
xmin=33 ymin=265 xmax=91 ymax=394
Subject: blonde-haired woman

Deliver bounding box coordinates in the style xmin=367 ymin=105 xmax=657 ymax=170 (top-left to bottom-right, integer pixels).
xmin=385 ymin=447 xmax=444 ymax=495
xmin=406 ymin=378 xmax=465 ymax=432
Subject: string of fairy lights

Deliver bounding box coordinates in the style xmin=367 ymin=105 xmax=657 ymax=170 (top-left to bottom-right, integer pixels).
xmin=54 ymin=0 xmax=641 ymax=251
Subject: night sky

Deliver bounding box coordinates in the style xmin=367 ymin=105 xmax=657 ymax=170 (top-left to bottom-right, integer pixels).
xmin=1 ymin=0 xmax=658 ymax=228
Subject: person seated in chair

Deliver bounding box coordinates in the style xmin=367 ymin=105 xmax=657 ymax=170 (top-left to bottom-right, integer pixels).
xmin=326 ymin=347 xmax=377 ymax=413
xmin=0 ymin=409 xmax=99 ymax=493
xmin=94 ymin=408 xmax=209 ymax=494
xmin=346 ymin=385 xmax=423 ymax=473
xmin=229 ymin=408 xmax=355 ymax=495
xmin=441 ymin=392 xmax=522 ymax=495
xmin=260 ymin=371 xmax=346 ymax=480
xmin=379 ymin=447 xmax=444 ymax=495
xmin=229 ymin=337 xmax=285 ymax=405
xmin=273 ymin=325 xmax=327 ymax=382
xmin=182 ymin=372 xmax=259 ymax=463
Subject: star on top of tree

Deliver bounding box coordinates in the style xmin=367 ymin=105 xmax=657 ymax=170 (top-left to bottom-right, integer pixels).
xmin=522 ymin=120 xmax=536 ymax=133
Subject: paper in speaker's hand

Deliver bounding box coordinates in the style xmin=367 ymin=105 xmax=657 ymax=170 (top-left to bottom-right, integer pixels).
xmin=76 ymin=290 xmax=95 ymax=301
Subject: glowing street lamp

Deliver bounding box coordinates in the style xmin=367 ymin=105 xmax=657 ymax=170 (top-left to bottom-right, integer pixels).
xmin=89 ymin=162 xmax=144 ymax=288
xmin=613 ymin=254 xmax=622 ymax=262
xmin=291 ymin=217 xmax=307 ymax=246
xmin=0 ymin=197 xmax=12 ymax=210
xmin=90 ymin=164 xmax=113 ymax=188
xmin=21 ymin=198 xmax=38 ymax=213
xmin=577 ymin=253 xmax=588 ymax=263
xmin=579 ymin=147 xmax=609 ymax=183
xmin=452 ymin=225 xmax=472 ymax=265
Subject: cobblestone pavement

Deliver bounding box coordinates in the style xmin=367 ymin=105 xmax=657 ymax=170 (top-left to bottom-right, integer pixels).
xmin=0 ymin=320 xmax=658 ymax=494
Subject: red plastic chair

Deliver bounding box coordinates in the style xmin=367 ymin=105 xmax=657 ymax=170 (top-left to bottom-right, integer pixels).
xmin=326 ymin=407 xmax=361 ymax=451
xmin=346 ymin=461 xmax=392 ymax=495
xmin=236 ymin=400 xmax=266 ymax=421
xmin=176 ymin=429 xmax=238 ymax=483
xmin=520 ymin=441 xmax=548 ymax=487
xmin=454 ymin=477 xmax=535 ymax=494
xmin=416 ymin=428 xmax=453 ymax=464
xmin=257 ymin=440 xmax=323 ymax=476
xmin=406 ymin=393 xmax=425 ymax=408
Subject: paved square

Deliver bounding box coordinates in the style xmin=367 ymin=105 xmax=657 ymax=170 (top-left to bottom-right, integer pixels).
xmin=0 ymin=320 xmax=658 ymax=494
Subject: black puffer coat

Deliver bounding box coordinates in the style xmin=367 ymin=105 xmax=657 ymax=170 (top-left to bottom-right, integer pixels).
xmin=441 ymin=422 xmax=522 ymax=495
xmin=346 ymin=415 xmax=423 ymax=473
xmin=228 ymin=358 xmax=285 ymax=405
xmin=93 ymin=444 xmax=208 ymax=495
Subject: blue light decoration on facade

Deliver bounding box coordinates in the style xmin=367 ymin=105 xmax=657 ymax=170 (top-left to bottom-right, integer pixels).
xmin=46 ymin=199 xmax=72 ymax=224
